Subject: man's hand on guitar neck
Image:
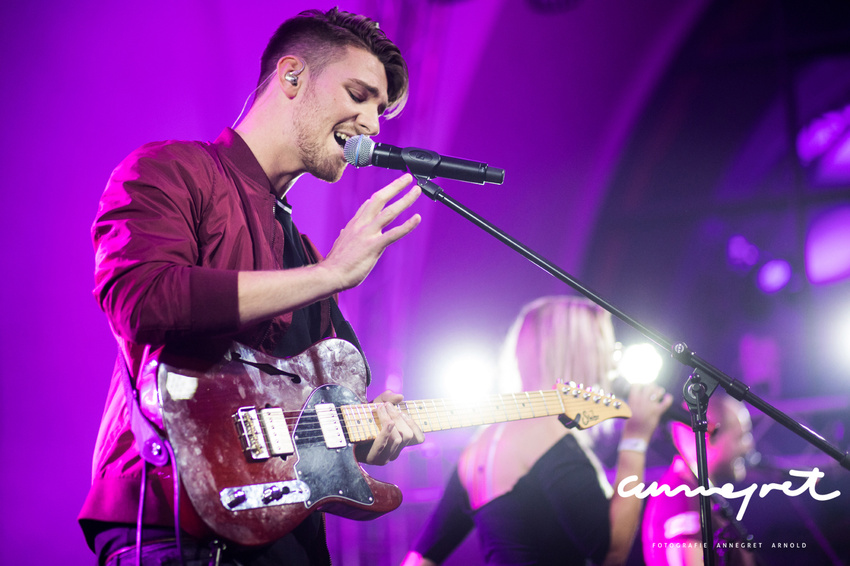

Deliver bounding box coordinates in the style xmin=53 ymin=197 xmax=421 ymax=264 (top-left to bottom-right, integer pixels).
xmin=356 ymin=390 xmax=425 ymax=466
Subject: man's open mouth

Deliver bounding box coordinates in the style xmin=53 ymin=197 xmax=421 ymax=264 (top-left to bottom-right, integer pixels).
xmin=334 ymin=132 xmax=350 ymax=148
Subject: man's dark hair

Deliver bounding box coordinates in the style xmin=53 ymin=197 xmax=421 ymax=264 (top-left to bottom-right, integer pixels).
xmin=259 ymin=7 xmax=409 ymax=118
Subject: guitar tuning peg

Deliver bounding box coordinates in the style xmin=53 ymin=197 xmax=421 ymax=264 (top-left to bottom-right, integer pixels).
xmin=568 ymin=381 xmax=577 ymax=387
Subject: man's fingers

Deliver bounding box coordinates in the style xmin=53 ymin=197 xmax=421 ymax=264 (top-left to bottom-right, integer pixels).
xmin=364 ymin=399 xmax=425 ymax=465
xmin=376 ymin=184 xmax=422 ymax=229
xmin=402 ymin=411 xmax=425 ymax=445
xmin=361 ymin=174 xmax=414 ymax=215
xmin=382 ymin=213 xmax=421 ymax=245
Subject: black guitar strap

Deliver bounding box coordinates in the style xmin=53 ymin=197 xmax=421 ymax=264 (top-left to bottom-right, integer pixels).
xmin=276 ymin=198 xmax=371 ymax=385
xmin=327 ymin=294 xmax=372 ymax=386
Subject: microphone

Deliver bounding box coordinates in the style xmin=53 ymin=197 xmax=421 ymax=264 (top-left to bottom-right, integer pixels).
xmin=610 ymin=377 xmax=692 ymax=425
xmin=344 ymin=135 xmax=505 ymax=185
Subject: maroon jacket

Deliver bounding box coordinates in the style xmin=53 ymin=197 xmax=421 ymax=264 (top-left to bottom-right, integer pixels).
xmin=79 ymin=128 xmax=336 ymax=548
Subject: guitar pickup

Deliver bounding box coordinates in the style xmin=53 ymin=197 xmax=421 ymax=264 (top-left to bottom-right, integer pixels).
xmin=315 ymin=403 xmax=347 ymax=449
xmin=234 ymin=407 xmax=294 ymax=460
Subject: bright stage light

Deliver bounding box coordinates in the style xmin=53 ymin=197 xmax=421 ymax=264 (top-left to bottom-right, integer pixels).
xmin=435 ymin=345 xmax=498 ymax=401
xmin=806 ymin=206 xmax=850 ymax=285
xmin=618 ymin=343 xmax=664 ymax=384
xmin=828 ymin=304 xmax=850 ymax=371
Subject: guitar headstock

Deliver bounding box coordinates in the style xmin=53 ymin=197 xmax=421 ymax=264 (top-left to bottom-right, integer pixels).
xmin=556 ymin=382 xmax=632 ymax=429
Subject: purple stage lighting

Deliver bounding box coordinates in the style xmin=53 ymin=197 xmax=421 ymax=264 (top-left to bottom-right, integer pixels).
xmin=757 ymin=259 xmax=792 ymax=294
xmin=806 ymin=206 xmax=850 ymax=285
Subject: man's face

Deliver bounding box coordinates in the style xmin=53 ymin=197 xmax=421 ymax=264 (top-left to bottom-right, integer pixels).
xmin=293 ymin=46 xmax=389 ymax=183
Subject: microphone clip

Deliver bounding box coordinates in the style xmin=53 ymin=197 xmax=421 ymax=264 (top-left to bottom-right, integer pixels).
xmin=413 ymin=175 xmax=444 ymax=202
xmin=401 ymin=147 xmax=442 ymax=180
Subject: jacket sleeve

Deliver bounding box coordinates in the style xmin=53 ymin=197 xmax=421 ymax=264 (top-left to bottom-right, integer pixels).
xmin=413 ymin=468 xmax=476 ymax=563
xmin=92 ymin=141 xmax=240 ymax=345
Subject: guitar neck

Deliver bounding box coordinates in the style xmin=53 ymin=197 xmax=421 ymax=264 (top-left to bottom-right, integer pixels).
xmin=340 ymin=389 xmax=608 ymax=443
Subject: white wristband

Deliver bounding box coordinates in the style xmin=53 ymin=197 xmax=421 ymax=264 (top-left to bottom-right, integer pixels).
xmin=618 ymin=438 xmax=648 ymax=453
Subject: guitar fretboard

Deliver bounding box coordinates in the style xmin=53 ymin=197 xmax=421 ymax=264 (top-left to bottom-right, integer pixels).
xmin=340 ymin=388 xmax=624 ymax=443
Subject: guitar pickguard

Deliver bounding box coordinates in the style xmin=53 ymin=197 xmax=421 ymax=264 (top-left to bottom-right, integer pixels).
xmin=294 ymin=385 xmax=375 ymax=508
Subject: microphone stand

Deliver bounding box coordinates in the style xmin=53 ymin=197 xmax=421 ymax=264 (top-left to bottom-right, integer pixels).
xmin=412 ymin=175 xmax=850 ymax=566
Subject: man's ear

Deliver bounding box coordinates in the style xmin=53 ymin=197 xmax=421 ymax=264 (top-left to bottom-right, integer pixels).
xmin=276 ymin=56 xmax=306 ymax=97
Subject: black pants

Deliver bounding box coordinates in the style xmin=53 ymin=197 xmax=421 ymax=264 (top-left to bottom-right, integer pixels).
xmin=96 ymin=521 xmax=331 ymax=566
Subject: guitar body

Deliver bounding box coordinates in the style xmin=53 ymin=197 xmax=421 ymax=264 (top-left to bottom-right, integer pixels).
xmin=155 ymin=338 xmax=402 ymax=546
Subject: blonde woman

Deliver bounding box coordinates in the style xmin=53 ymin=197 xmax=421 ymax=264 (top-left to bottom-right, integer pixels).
xmin=404 ymin=296 xmax=672 ymax=566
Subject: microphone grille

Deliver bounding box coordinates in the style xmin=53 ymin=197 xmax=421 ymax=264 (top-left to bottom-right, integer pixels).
xmin=343 ymin=135 xmax=374 ymax=167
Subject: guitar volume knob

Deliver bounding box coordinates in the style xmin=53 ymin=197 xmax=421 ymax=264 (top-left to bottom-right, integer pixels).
xmin=262 ymin=485 xmax=284 ymax=504
xmin=224 ymin=489 xmax=247 ymax=509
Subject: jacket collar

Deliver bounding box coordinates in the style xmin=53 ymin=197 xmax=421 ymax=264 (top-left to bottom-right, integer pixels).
xmin=212 ymin=128 xmax=275 ymax=196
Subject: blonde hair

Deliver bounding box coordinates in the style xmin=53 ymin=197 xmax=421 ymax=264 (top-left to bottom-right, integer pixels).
xmin=498 ymin=296 xmax=617 ymax=394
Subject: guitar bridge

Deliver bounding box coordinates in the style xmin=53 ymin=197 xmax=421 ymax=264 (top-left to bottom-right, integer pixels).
xmin=233 ymin=407 xmax=295 ymax=460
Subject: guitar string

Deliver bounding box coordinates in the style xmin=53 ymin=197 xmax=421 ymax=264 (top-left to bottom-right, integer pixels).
xmin=275 ymin=391 xmax=586 ymax=431
xmin=278 ymin=399 xmax=557 ymax=432
xmin=250 ymin=392 xmax=613 ymax=450
xmin=264 ymin=392 xmax=588 ymax=442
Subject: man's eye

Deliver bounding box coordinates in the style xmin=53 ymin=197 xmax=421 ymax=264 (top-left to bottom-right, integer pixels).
xmin=349 ymin=91 xmax=364 ymax=103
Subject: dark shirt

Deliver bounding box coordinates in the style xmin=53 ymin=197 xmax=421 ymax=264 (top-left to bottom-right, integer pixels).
xmin=415 ymin=434 xmax=611 ymax=566
xmin=272 ymin=199 xmax=327 ymax=358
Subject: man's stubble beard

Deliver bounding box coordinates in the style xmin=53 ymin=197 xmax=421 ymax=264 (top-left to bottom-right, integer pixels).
xmin=293 ymin=86 xmax=345 ymax=183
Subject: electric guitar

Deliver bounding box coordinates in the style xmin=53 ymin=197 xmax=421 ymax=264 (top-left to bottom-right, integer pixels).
xmin=153 ymin=338 xmax=631 ymax=546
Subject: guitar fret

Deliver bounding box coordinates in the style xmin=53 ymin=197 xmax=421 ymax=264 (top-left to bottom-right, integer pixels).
xmin=555 ymin=387 xmax=567 ymax=414
xmin=358 ymin=405 xmax=367 ymax=441
xmin=510 ymin=393 xmax=522 ymax=421
xmin=453 ymin=398 xmax=468 ymax=429
xmin=344 ymin=405 xmax=356 ymax=442
xmin=405 ymin=401 xmax=417 ymax=431
xmin=354 ymin=404 xmax=370 ymax=442
xmin=539 ymin=390 xmax=554 ymax=416
xmin=524 ymin=392 xmax=535 ymax=418
xmin=494 ymin=395 xmax=509 ymax=422
xmin=432 ymin=399 xmax=445 ymax=431
xmin=415 ymin=401 xmax=433 ymax=433
xmin=358 ymin=404 xmax=369 ymax=441
xmin=441 ymin=399 xmax=452 ymax=429
xmin=444 ymin=399 xmax=458 ymax=429
xmin=364 ymin=404 xmax=378 ymax=439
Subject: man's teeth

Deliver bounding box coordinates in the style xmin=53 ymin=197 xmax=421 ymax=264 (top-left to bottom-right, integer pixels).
xmin=334 ymin=132 xmax=350 ymax=147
